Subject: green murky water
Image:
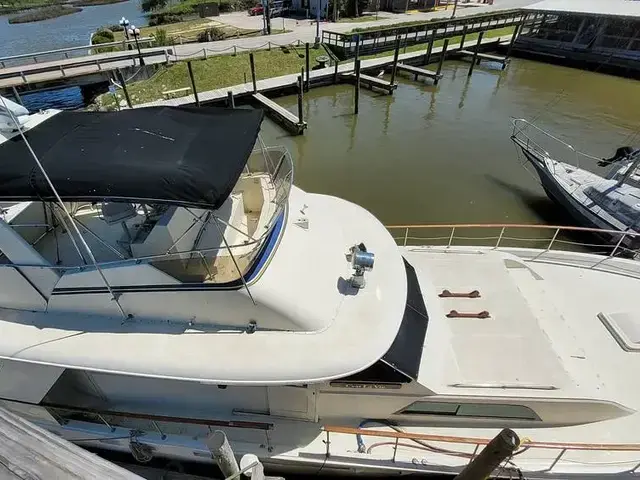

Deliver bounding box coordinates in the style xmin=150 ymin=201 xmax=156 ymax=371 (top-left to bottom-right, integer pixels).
xmin=259 ymin=58 xmax=640 ymax=227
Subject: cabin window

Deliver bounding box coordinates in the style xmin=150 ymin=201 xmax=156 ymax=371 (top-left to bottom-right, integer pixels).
xmin=400 ymin=401 xmax=540 ymax=421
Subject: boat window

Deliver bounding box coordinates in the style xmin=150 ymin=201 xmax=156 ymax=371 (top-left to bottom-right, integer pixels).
xmin=400 ymin=401 xmax=540 ymax=421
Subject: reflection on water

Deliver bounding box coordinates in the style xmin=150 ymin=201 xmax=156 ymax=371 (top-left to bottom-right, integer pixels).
xmin=259 ymin=58 xmax=640 ymax=226
xmin=21 ymin=87 xmax=84 ymax=111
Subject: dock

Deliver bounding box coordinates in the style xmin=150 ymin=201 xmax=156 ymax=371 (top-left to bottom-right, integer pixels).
xmin=341 ymin=72 xmax=396 ymax=94
xmin=388 ymin=63 xmax=442 ymax=82
xmin=458 ymin=49 xmax=509 ymax=69
xmin=252 ymin=92 xmax=306 ymax=134
xmin=0 ymin=405 xmax=142 ymax=479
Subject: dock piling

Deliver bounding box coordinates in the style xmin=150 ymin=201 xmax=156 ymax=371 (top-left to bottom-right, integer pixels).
xmin=305 ymin=43 xmax=310 ymax=91
xmin=354 ymin=59 xmax=361 ymax=115
xmin=249 ymin=52 xmax=257 ymax=93
xmin=333 ymin=60 xmax=339 ymax=84
xmin=454 ymin=429 xmax=520 ymax=480
xmin=506 ymin=24 xmax=521 ymax=61
xmin=115 ymin=69 xmax=132 ymax=109
xmin=297 ymin=74 xmax=304 ymax=126
xmin=435 ymin=39 xmax=448 ymax=85
xmin=459 ymin=26 xmax=467 ymax=49
xmin=354 ymin=34 xmax=360 ymax=63
xmin=11 ymin=86 xmax=23 ymax=106
xmin=424 ymin=30 xmax=435 ymax=65
xmin=390 ymin=35 xmax=401 ymax=86
xmin=227 ymin=90 xmax=235 ymax=109
xmin=206 ymin=430 xmax=240 ymax=478
xmin=468 ymin=32 xmax=484 ymax=77
xmin=186 ymin=61 xmax=200 ymax=107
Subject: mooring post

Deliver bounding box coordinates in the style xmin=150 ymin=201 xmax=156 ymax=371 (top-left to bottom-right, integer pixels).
xmin=115 ymin=69 xmax=132 ymax=109
xmin=249 ymin=52 xmax=257 ymax=93
xmin=459 ymin=25 xmax=467 ymax=48
xmin=227 ymin=90 xmax=235 ymax=108
xmin=297 ymin=73 xmax=304 ymax=126
xmin=354 ymin=34 xmax=360 ymax=63
xmin=424 ymin=30 xmax=435 ymax=65
xmin=468 ymin=31 xmax=484 ymax=77
xmin=333 ymin=59 xmax=339 ymax=84
xmin=305 ymin=43 xmax=310 ymax=91
xmin=11 ymin=86 xmax=23 ymax=106
xmin=186 ymin=61 xmax=200 ymax=107
xmin=354 ymin=59 xmax=361 ymax=115
xmin=205 ymin=430 xmax=240 ymax=478
xmin=506 ymin=23 xmax=521 ymax=60
xmin=454 ymin=429 xmax=520 ymax=480
xmin=435 ymin=38 xmax=448 ymax=85
xmin=390 ymin=35 xmax=401 ymax=86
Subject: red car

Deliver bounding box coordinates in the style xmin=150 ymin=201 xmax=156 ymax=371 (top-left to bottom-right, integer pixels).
xmin=249 ymin=4 xmax=264 ymax=15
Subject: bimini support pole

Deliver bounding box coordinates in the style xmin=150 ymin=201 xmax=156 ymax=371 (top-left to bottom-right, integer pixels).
xmin=0 ymin=97 xmax=129 ymax=321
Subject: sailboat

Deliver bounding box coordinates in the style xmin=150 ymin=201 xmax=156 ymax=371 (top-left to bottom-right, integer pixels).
xmin=0 ymin=103 xmax=640 ymax=478
xmin=511 ymin=118 xmax=640 ymax=251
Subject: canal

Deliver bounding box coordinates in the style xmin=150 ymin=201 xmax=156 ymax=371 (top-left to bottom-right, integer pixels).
xmin=260 ymin=57 xmax=640 ymax=227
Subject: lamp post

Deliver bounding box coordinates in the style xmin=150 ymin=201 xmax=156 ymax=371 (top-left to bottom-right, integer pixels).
xmin=314 ymin=0 xmax=321 ymax=46
xmin=119 ymin=16 xmax=130 ymax=40
xmin=128 ymin=25 xmax=145 ymax=66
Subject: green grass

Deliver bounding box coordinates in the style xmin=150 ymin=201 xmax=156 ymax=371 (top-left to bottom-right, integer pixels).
xmin=337 ymin=14 xmax=382 ymax=23
xmin=98 ymin=45 xmax=326 ymax=109
xmin=113 ymin=19 xmax=263 ymax=44
xmin=361 ymin=25 xmax=515 ymax=60
xmin=8 ymin=4 xmax=81 ymax=23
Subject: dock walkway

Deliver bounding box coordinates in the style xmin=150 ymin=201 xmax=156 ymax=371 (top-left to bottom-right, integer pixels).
xmin=341 ymin=72 xmax=397 ymax=93
xmin=392 ymin=63 xmax=442 ymax=82
xmin=252 ymin=92 xmax=306 ymax=134
xmin=458 ymin=49 xmax=509 ymax=68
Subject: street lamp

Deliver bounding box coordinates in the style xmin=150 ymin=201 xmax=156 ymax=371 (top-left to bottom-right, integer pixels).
xmin=128 ymin=25 xmax=145 ymax=66
xmin=119 ymin=16 xmax=130 ymax=40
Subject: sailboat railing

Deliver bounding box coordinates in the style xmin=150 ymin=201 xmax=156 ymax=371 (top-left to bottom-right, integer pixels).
xmin=386 ymin=223 xmax=640 ymax=275
xmin=511 ymin=118 xmax=601 ymax=171
xmin=322 ymin=425 xmax=640 ymax=474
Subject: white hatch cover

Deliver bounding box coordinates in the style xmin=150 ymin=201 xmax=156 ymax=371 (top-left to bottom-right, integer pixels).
xmin=598 ymin=312 xmax=640 ymax=352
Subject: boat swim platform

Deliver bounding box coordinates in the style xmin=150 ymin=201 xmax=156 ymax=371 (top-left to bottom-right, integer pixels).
xmin=457 ymin=49 xmax=509 ymax=69
xmin=135 ymin=35 xmax=512 ymax=133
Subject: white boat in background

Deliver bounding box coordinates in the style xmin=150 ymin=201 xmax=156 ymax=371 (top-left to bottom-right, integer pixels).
xmin=0 ymin=104 xmax=639 ymax=478
xmin=511 ymin=118 xmax=640 ymax=251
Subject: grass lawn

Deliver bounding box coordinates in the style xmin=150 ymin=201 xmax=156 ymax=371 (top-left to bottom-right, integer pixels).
xmin=361 ymin=25 xmax=515 ymax=60
xmin=338 ymin=14 xmax=383 ymax=23
xmin=99 ymin=45 xmax=326 ymax=109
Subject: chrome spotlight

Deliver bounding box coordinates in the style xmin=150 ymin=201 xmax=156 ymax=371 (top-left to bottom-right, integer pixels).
xmin=348 ymin=243 xmax=374 ymax=289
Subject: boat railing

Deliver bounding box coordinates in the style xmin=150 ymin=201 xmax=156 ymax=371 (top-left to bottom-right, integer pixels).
xmin=322 ymin=425 xmax=640 ymax=474
xmin=386 ymin=223 xmax=640 ymax=275
xmin=511 ymin=118 xmax=601 ymax=171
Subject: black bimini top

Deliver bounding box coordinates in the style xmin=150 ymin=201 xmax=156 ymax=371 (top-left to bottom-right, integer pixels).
xmin=0 ymin=106 xmax=264 ymax=209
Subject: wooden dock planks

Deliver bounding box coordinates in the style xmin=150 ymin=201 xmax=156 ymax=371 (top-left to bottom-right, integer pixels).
xmin=252 ymin=92 xmax=306 ymax=135
xmin=392 ymin=63 xmax=443 ymax=82
xmin=458 ymin=49 xmax=509 ymax=68
xmin=341 ymin=72 xmax=397 ymax=94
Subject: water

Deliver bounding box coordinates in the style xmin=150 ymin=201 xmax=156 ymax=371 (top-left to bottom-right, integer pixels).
xmin=0 ymin=0 xmax=146 ymax=58
xmin=259 ymin=58 xmax=640 ymax=226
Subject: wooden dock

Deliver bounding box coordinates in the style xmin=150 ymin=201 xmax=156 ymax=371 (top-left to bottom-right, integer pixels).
xmin=389 ymin=63 xmax=442 ymax=82
xmin=0 ymin=406 xmax=142 ymax=479
xmin=458 ymin=49 xmax=509 ymax=69
xmin=341 ymin=72 xmax=396 ymax=94
xmin=252 ymin=92 xmax=306 ymax=135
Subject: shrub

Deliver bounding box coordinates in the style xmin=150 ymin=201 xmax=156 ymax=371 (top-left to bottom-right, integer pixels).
xmin=148 ymin=13 xmax=183 ymax=26
xmin=93 ymin=27 xmax=115 ymax=42
xmin=197 ymin=26 xmax=226 ymax=43
xmin=152 ymin=27 xmax=170 ymax=46
xmin=106 ymin=23 xmax=124 ymax=32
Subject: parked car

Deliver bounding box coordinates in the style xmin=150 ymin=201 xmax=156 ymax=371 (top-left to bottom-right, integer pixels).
xmin=249 ymin=4 xmax=264 ymax=15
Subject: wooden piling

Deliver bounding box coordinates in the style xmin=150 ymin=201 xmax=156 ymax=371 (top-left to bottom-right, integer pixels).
xmin=11 ymin=86 xmax=23 ymax=106
xmin=454 ymin=429 xmax=520 ymax=480
xmin=506 ymin=24 xmax=521 ymax=59
xmin=297 ymin=73 xmax=304 ymax=126
xmin=206 ymin=430 xmax=240 ymax=478
xmin=333 ymin=60 xmax=339 ymax=84
xmin=227 ymin=90 xmax=235 ymax=108
xmin=390 ymin=35 xmax=401 ymax=86
xmin=186 ymin=61 xmax=200 ymax=107
xmin=424 ymin=30 xmax=435 ymax=65
xmin=354 ymin=34 xmax=360 ymax=63
xmin=249 ymin=52 xmax=257 ymax=93
xmin=459 ymin=26 xmax=467 ymax=48
xmin=305 ymin=43 xmax=310 ymax=91
xmin=468 ymin=31 xmax=484 ymax=77
xmin=115 ymin=69 xmax=132 ymax=109
xmin=354 ymin=59 xmax=361 ymax=115
xmin=435 ymin=38 xmax=448 ymax=85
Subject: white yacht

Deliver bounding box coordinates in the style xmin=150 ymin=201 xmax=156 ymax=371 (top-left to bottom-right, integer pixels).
xmin=0 ymin=105 xmax=640 ymax=478
xmin=511 ymin=118 xmax=640 ymax=251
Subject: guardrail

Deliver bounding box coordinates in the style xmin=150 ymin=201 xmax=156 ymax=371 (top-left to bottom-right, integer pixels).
xmin=0 ymin=38 xmax=155 ymax=69
xmin=323 ymin=426 xmax=640 ymax=474
xmin=385 ymin=223 xmax=640 ymax=266
xmin=322 ymin=9 xmax=534 ymax=59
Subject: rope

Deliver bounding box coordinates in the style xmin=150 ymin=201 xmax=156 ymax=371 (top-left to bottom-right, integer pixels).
xmin=129 ymin=431 xmax=154 ymax=463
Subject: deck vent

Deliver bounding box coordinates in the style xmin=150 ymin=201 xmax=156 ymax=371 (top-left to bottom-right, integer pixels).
xmin=348 ymin=243 xmax=374 ymax=289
